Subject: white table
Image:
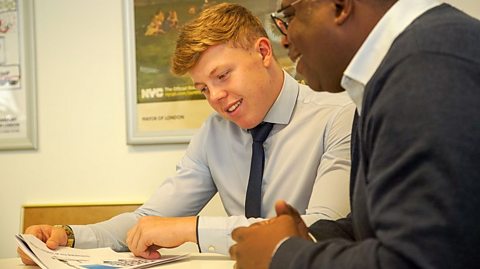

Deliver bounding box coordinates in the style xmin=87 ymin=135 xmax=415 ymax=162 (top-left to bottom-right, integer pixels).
xmin=0 ymin=253 xmax=234 ymax=268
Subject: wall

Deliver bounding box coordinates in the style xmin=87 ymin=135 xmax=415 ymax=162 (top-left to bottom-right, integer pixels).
xmin=452 ymin=0 xmax=480 ymax=18
xmin=0 ymin=0 xmax=479 ymax=258
xmin=0 ymin=0 xmax=223 ymax=258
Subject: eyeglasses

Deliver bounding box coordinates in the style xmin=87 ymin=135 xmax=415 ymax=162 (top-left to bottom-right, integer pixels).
xmin=270 ymin=0 xmax=303 ymax=36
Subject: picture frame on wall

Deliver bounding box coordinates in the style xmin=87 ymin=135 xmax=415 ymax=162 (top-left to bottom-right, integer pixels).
xmin=123 ymin=0 xmax=296 ymax=145
xmin=0 ymin=0 xmax=37 ymax=150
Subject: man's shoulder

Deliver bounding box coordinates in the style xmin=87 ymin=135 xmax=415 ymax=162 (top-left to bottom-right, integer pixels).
xmin=393 ymin=4 xmax=480 ymax=61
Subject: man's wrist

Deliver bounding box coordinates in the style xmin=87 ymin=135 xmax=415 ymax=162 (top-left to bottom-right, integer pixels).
xmin=54 ymin=225 xmax=75 ymax=248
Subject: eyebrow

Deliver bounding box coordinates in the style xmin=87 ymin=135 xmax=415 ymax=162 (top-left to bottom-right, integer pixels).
xmin=192 ymin=66 xmax=221 ymax=89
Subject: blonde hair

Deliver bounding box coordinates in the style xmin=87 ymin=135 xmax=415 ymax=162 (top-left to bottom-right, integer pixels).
xmin=171 ymin=3 xmax=268 ymax=75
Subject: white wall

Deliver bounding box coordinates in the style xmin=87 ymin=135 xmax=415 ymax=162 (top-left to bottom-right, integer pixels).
xmin=0 ymin=0 xmax=478 ymax=259
xmin=0 ymin=0 xmax=227 ymax=258
xmin=448 ymin=0 xmax=480 ymax=18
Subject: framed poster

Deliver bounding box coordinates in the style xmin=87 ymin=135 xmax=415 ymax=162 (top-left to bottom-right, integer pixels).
xmin=0 ymin=0 xmax=37 ymax=150
xmin=123 ymin=0 xmax=295 ymax=145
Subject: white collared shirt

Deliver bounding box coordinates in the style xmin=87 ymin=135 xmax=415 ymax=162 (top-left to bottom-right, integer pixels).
xmin=341 ymin=0 xmax=442 ymax=115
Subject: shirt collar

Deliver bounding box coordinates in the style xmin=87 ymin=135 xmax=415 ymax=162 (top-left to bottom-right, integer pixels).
xmin=263 ymin=70 xmax=299 ymax=125
xmin=341 ymin=0 xmax=441 ymax=115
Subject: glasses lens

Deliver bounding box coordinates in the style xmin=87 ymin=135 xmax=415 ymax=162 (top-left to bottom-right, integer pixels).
xmin=272 ymin=16 xmax=288 ymax=36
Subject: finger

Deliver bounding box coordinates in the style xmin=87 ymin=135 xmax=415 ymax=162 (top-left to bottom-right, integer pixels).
xmin=17 ymin=248 xmax=35 ymax=265
xmin=146 ymin=245 xmax=162 ymax=259
xmin=282 ymin=211 xmax=310 ymax=240
xmin=126 ymin=226 xmax=135 ymax=247
xmin=275 ymin=200 xmax=298 ymax=216
xmin=127 ymin=226 xmax=142 ymax=255
xmin=46 ymin=226 xmax=67 ymax=249
xmin=135 ymin=245 xmax=161 ymax=260
xmin=24 ymin=225 xmax=50 ymax=242
xmin=143 ymin=251 xmax=161 ymax=259
xmin=131 ymin=228 xmax=155 ymax=259
xmin=229 ymin=244 xmax=237 ymax=260
xmin=276 ymin=201 xmax=304 ymax=226
xmin=231 ymin=227 xmax=248 ymax=242
xmin=274 ymin=200 xmax=289 ymax=215
xmin=127 ymin=226 xmax=138 ymax=253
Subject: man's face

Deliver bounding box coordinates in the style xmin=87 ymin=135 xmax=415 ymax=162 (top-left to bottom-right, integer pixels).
xmin=189 ymin=42 xmax=277 ymax=129
xmin=279 ymin=0 xmax=343 ymax=92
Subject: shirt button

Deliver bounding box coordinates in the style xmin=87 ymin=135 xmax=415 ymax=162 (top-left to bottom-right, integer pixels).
xmin=208 ymin=246 xmax=216 ymax=252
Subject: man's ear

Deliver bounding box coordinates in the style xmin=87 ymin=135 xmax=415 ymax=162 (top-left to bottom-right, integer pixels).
xmin=255 ymin=37 xmax=273 ymax=66
xmin=334 ymin=0 xmax=353 ymax=25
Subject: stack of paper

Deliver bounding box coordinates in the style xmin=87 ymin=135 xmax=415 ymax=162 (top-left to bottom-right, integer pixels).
xmin=15 ymin=234 xmax=189 ymax=269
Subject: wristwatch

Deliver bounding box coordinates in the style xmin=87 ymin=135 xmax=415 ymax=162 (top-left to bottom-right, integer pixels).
xmin=53 ymin=225 xmax=75 ymax=248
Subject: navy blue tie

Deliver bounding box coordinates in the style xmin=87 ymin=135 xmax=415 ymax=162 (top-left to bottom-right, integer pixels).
xmin=245 ymin=122 xmax=274 ymax=218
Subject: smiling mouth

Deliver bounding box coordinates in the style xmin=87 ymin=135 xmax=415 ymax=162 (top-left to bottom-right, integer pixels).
xmin=227 ymin=99 xmax=243 ymax=113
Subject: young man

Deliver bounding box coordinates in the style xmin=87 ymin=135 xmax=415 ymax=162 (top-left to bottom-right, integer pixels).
xmin=230 ymin=0 xmax=480 ymax=268
xmin=19 ymin=3 xmax=355 ymax=264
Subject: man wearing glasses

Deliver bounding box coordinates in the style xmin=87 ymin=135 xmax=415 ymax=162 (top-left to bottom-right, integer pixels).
xmin=230 ymin=0 xmax=480 ymax=268
xmin=270 ymin=0 xmax=336 ymax=93
xmin=19 ymin=3 xmax=356 ymax=265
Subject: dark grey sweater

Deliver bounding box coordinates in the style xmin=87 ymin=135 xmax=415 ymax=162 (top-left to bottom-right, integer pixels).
xmin=272 ymin=4 xmax=480 ymax=269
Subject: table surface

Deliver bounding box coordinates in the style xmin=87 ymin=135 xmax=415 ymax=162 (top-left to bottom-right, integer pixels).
xmin=1 ymin=253 xmax=235 ymax=269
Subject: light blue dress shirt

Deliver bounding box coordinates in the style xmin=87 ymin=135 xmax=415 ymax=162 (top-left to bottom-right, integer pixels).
xmin=71 ymin=72 xmax=355 ymax=255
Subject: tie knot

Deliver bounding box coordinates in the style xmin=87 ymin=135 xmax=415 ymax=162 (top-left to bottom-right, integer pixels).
xmin=250 ymin=122 xmax=274 ymax=143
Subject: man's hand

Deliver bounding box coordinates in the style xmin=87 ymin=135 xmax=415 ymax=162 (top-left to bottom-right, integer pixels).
xmin=17 ymin=225 xmax=68 ymax=265
xmin=274 ymin=200 xmax=310 ymax=240
xmin=229 ymin=200 xmax=311 ymax=269
xmin=126 ymin=216 xmax=197 ymax=259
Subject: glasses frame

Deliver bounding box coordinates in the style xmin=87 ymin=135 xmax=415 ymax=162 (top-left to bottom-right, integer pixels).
xmin=270 ymin=0 xmax=304 ymax=36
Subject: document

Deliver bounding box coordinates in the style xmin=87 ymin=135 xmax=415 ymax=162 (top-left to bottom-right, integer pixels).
xmin=15 ymin=234 xmax=189 ymax=269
